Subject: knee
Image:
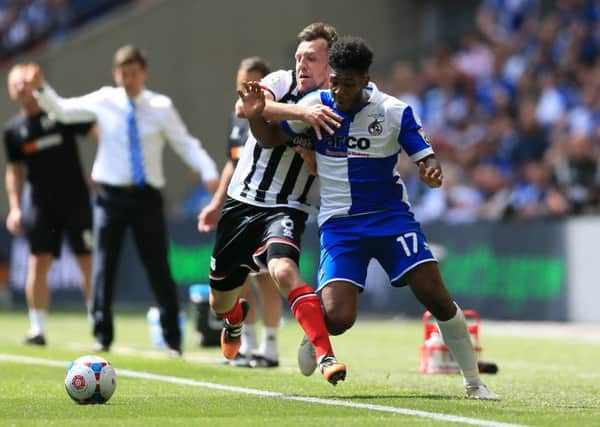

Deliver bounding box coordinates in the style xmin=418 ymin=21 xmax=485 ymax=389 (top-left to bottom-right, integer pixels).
xmin=210 ymin=298 xmax=233 ymax=315
xmin=268 ymin=258 xmax=298 ymax=291
xmin=326 ymin=318 xmax=355 ymax=336
xmin=209 ymin=290 xmax=234 ymax=315
xmin=324 ymin=306 xmax=356 ymax=336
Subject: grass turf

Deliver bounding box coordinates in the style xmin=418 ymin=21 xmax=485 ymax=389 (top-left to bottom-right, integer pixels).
xmin=1 ymin=310 xmax=599 ymax=426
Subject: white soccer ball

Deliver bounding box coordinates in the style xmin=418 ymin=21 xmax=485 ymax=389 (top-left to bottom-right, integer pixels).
xmin=64 ymin=355 xmax=117 ymax=404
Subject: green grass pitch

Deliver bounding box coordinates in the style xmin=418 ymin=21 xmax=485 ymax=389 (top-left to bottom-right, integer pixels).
xmin=1 ymin=310 xmax=599 ymax=426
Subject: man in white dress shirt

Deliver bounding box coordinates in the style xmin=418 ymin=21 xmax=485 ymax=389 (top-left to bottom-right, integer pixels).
xmin=26 ymin=45 xmax=219 ymax=356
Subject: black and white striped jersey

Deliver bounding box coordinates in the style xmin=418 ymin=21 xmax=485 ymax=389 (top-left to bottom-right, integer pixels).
xmin=227 ymin=70 xmax=319 ymax=215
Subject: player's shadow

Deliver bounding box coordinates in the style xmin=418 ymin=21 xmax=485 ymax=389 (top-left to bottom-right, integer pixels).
xmin=316 ymin=394 xmax=463 ymax=401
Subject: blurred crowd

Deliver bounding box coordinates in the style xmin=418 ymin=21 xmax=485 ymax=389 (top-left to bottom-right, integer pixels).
xmin=381 ymin=0 xmax=600 ymax=224
xmin=0 ymin=0 xmax=132 ymax=63
xmin=5 ymin=0 xmax=600 ymax=224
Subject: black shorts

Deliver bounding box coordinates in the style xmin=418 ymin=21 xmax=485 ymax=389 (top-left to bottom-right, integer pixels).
xmin=209 ymin=198 xmax=308 ymax=291
xmin=23 ymin=197 xmax=93 ymax=257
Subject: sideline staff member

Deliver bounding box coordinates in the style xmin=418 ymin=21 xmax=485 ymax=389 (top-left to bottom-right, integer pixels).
xmin=27 ymin=46 xmax=219 ymax=356
xmin=4 ymin=63 xmax=94 ymax=346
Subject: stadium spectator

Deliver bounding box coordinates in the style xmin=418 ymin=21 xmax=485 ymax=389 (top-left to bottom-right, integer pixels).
xmin=388 ymin=61 xmax=423 ymax=118
xmin=443 ymin=164 xmax=485 ymax=224
xmin=550 ymin=131 xmax=600 ymax=214
xmin=198 ymin=56 xmax=283 ymax=368
xmin=0 ymin=0 xmax=135 ymax=63
xmin=380 ymin=0 xmax=600 ymax=223
xmin=241 ymin=35 xmax=498 ymax=400
xmin=513 ymin=97 xmax=550 ymax=165
xmin=505 ymin=160 xmax=568 ymax=219
xmin=471 ymin=163 xmax=512 ymax=220
xmin=26 ymin=45 xmax=219 ymax=356
xmin=207 ymin=22 xmax=347 ymax=386
xmin=453 ymin=32 xmax=495 ymax=81
xmin=3 ymin=63 xmax=94 ymax=345
xmin=476 ymin=0 xmax=539 ymax=50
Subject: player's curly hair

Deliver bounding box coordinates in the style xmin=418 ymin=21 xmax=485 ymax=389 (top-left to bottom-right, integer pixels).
xmin=328 ymin=36 xmax=373 ymax=75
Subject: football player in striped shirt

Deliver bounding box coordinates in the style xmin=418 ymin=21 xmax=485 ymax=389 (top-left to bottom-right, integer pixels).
xmin=207 ymin=23 xmax=346 ymax=385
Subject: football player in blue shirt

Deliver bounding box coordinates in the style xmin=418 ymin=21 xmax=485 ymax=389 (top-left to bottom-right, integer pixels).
xmin=239 ymin=35 xmax=498 ymax=400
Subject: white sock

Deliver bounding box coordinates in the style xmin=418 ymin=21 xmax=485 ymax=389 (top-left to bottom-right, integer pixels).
xmin=258 ymin=326 xmax=279 ymax=360
xmin=239 ymin=323 xmax=257 ymax=356
xmin=28 ymin=309 xmax=47 ymax=336
xmin=436 ymin=303 xmax=480 ymax=386
xmin=86 ymin=301 xmax=94 ymax=328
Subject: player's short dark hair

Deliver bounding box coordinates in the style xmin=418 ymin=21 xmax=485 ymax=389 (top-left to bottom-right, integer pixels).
xmin=238 ymin=56 xmax=271 ymax=77
xmin=113 ymin=45 xmax=147 ymax=69
xmin=328 ymin=36 xmax=373 ymax=75
xmin=297 ymin=22 xmax=338 ymax=48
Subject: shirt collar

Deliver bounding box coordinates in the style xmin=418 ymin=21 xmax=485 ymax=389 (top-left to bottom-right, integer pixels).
xmin=121 ymin=87 xmax=147 ymax=107
xmin=365 ymin=82 xmax=381 ymax=103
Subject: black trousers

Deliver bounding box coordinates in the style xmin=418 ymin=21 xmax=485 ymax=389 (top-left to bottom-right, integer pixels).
xmin=91 ymin=184 xmax=181 ymax=350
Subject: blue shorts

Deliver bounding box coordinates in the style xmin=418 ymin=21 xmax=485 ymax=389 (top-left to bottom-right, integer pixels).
xmin=317 ymin=210 xmax=436 ymax=291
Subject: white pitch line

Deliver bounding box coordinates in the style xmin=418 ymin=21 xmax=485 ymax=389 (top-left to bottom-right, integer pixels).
xmin=0 ymin=353 xmax=524 ymax=427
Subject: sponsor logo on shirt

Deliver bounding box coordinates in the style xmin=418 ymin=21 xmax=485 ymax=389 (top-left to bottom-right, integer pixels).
xmin=288 ymin=134 xmax=314 ymax=149
xmin=322 ymin=135 xmax=371 ymax=150
xmin=22 ymin=134 xmax=62 ymax=154
xmin=230 ymin=146 xmax=241 ymax=160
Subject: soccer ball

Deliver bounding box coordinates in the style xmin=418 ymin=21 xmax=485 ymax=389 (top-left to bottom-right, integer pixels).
xmin=64 ymin=355 xmax=117 ymax=404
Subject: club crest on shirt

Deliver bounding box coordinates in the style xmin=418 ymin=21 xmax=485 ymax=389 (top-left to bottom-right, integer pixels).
xmin=367 ymin=118 xmax=383 ymax=136
xmin=418 ymin=128 xmax=431 ymax=145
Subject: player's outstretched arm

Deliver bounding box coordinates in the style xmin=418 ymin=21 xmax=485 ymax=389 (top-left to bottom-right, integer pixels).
xmin=26 ymin=64 xmax=97 ymax=123
xmin=417 ymin=155 xmax=443 ymax=188
xmin=263 ymin=101 xmax=341 ymax=141
xmin=238 ymin=81 xmax=288 ymax=148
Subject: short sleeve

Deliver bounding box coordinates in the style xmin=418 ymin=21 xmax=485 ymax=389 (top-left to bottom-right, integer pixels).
xmin=281 ymin=91 xmax=324 ymax=136
xmin=397 ymin=106 xmax=434 ymax=162
xmin=227 ymin=115 xmax=249 ymax=163
xmin=260 ymin=70 xmax=294 ymax=101
xmin=3 ymin=127 xmax=24 ymax=163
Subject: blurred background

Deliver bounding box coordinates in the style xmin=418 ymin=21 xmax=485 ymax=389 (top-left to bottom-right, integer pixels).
xmin=0 ymin=0 xmax=599 ymax=323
